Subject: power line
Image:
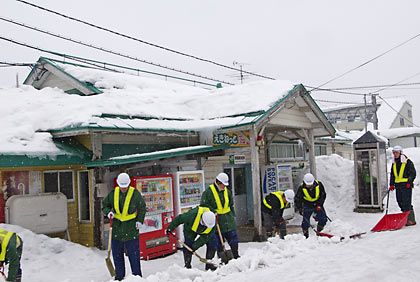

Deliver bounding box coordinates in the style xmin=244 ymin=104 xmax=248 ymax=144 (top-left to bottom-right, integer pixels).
xmin=305 ymin=86 xmax=367 ymax=96
xmin=377 ymin=95 xmax=419 ymax=127
xmin=315 ymin=99 xmax=365 ymax=105
xmin=0 ymin=16 xmax=233 ymax=86
xmin=313 ymin=33 xmax=420 ymax=89
xmin=0 ymin=36 xmax=224 ymax=88
xmin=315 ymin=82 xmax=420 ymax=91
xmin=372 ymin=72 xmax=420 ymax=94
xmin=16 ymin=0 xmax=276 ymax=80
xmin=0 ymin=62 xmax=33 ymax=67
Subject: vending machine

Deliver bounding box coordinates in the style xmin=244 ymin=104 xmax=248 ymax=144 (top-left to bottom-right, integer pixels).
xmin=173 ymin=170 xmax=205 ymax=242
xmin=261 ymin=164 xmax=294 ymax=219
xmin=132 ymin=175 xmax=177 ymax=260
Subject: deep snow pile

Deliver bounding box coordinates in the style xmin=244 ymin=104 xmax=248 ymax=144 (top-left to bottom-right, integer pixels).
xmin=2 ymin=152 xmax=419 ymax=282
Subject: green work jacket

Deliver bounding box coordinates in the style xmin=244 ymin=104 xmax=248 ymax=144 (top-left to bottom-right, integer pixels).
xmin=102 ymin=187 xmax=146 ymax=242
xmin=167 ymin=207 xmax=216 ymax=251
xmin=200 ymin=183 xmax=237 ymax=233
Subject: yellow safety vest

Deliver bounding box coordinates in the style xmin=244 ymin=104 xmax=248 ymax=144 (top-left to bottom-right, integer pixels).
xmin=114 ymin=186 xmax=137 ymax=221
xmin=393 ymin=160 xmax=409 ymax=183
xmin=191 ymin=207 xmax=212 ymax=234
xmin=302 ymin=181 xmax=320 ymax=202
xmin=0 ymin=230 xmax=20 ymax=261
xmin=210 ymin=184 xmax=231 ymax=214
xmin=263 ymin=191 xmax=286 ymax=209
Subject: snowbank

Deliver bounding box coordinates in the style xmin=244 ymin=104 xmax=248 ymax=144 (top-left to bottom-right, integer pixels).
xmin=2 ymin=153 xmax=419 ymax=281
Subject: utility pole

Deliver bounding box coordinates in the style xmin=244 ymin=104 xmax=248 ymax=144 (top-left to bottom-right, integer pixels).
xmin=16 ymin=73 xmax=19 ymax=88
xmin=364 ymin=94 xmax=368 ymax=132
xmin=371 ymin=94 xmax=378 ymax=130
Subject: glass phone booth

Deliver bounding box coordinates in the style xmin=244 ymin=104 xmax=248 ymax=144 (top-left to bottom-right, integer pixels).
xmin=353 ymin=131 xmax=387 ymax=212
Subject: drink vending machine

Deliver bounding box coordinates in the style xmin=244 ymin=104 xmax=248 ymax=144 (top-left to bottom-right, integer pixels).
xmin=132 ymin=175 xmax=177 ymax=260
xmin=173 ymin=170 xmax=205 ymax=244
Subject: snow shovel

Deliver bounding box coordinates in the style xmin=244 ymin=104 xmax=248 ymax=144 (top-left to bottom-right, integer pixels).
xmin=216 ymin=221 xmax=233 ymax=264
xmin=178 ymin=239 xmax=218 ymax=268
xmin=371 ymin=190 xmax=410 ymax=232
xmin=105 ymin=218 xmax=115 ymax=277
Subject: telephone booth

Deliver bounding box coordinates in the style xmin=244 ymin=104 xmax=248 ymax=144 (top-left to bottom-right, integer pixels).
xmin=353 ymin=131 xmax=388 ymax=212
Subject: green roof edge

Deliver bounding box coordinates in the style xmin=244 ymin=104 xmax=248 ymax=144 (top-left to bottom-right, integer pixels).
xmin=86 ymin=145 xmax=228 ymax=167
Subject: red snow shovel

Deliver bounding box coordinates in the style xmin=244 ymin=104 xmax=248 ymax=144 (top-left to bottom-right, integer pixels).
xmin=105 ymin=217 xmax=116 ymax=277
xmin=371 ymin=190 xmax=409 ymax=232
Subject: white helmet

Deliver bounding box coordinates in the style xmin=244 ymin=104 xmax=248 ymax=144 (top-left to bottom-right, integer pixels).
xmin=117 ymin=173 xmax=131 ymax=188
xmin=284 ymin=189 xmax=295 ymax=203
xmin=216 ymin=172 xmax=229 ymax=186
xmin=392 ymin=145 xmax=403 ymax=153
xmin=303 ymin=173 xmax=315 ymax=186
xmin=201 ymin=211 xmax=216 ymax=228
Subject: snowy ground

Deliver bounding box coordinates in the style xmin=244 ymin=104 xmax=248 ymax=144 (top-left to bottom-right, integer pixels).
xmin=1 ymin=150 xmax=419 ymax=282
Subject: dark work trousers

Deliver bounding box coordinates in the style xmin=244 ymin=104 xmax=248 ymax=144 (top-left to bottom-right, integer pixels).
xmin=301 ymin=205 xmax=327 ymax=230
xmin=111 ymin=238 xmax=142 ymax=279
xmin=396 ymin=187 xmax=413 ymax=212
xmin=262 ymin=211 xmax=274 ymax=232
xmin=206 ymin=229 xmax=239 ymax=250
xmin=183 ymin=237 xmax=194 ymax=254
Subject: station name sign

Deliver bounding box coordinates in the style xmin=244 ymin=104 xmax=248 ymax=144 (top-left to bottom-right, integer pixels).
xmin=212 ymin=131 xmax=250 ymax=147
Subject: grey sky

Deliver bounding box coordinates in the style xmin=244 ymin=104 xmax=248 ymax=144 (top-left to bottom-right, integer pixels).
xmin=1 ymin=0 xmax=420 ymax=123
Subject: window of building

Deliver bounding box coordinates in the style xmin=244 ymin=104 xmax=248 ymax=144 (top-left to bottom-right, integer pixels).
xmin=348 ymin=116 xmax=355 ymax=122
xmin=315 ymin=144 xmax=327 ymax=156
xmin=78 ymin=171 xmax=91 ymax=222
xmin=400 ymin=118 xmax=405 ymax=126
xmin=44 ymin=170 xmax=74 ymax=201
xmin=408 ymin=109 xmax=412 ymax=118
xmin=269 ymin=142 xmax=304 ymax=161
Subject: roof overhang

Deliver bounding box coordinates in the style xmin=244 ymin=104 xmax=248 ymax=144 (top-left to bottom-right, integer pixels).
xmin=85 ymin=145 xmax=228 ymax=168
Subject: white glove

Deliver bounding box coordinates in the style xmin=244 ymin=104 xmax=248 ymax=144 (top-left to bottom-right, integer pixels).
xmin=107 ymin=212 xmax=114 ymax=219
xmin=136 ymin=222 xmax=142 ymax=230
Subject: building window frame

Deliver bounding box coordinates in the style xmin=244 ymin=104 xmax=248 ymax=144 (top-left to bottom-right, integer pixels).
xmin=269 ymin=142 xmax=304 ymax=161
xmin=78 ymin=170 xmax=91 ymax=223
xmin=43 ymin=170 xmax=75 ymax=202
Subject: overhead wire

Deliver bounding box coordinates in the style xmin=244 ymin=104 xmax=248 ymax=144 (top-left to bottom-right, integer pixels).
xmin=0 ymin=36 xmax=228 ymax=88
xmin=0 ymin=16 xmax=234 ymax=86
xmin=377 ymin=95 xmax=419 ymax=127
xmin=312 ymin=33 xmax=420 ymax=90
xmin=15 ymin=0 xmax=276 ymax=80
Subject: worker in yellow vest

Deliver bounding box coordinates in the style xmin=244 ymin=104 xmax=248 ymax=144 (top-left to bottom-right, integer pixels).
xmin=295 ymin=173 xmax=327 ymax=238
xmin=200 ymin=172 xmax=238 ymax=270
xmin=102 ymin=173 xmax=146 ymax=281
xmin=0 ymin=229 xmax=22 ymax=282
xmin=166 ymin=207 xmax=216 ymax=269
xmin=262 ymin=189 xmax=295 ymax=239
xmin=389 ymin=146 xmax=416 ymax=226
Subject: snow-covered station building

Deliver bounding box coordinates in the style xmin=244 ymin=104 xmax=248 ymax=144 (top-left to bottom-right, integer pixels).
xmin=0 ymin=57 xmax=335 ymax=251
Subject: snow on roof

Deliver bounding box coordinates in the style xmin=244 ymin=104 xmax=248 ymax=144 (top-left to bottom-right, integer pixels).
xmin=378 ymin=127 xmax=420 ymax=139
xmin=59 ymin=63 xmax=294 ymax=119
xmin=0 ymin=68 xmax=294 ymax=155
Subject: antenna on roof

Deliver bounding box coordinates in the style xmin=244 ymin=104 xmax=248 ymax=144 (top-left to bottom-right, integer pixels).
xmin=232 ymin=61 xmax=249 ymax=84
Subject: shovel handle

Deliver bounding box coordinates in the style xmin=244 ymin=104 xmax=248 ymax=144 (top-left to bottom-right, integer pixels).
xmin=178 ymin=239 xmax=217 ymax=267
xmin=216 ymin=222 xmax=228 ymax=252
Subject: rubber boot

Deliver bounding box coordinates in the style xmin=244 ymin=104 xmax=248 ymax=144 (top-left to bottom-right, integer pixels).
xmin=406 ymin=210 xmax=416 ymax=226
xmin=316 ymin=224 xmax=324 ymax=233
xmin=217 ymin=247 xmax=229 ymax=264
xmin=303 ymin=229 xmax=309 ymax=239
xmin=183 ymin=251 xmax=192 ymax=269
xmin=279 ymin=220 xmax=287 ymax=239
xmin=230 ymin=244 xmax=240 ymax=259
xmin=205 ymin=249 xmax=217 ymax=271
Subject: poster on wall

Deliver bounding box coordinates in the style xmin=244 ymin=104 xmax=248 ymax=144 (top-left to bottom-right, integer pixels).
xmin=2 ymin=171 xmax=28 ymax=199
